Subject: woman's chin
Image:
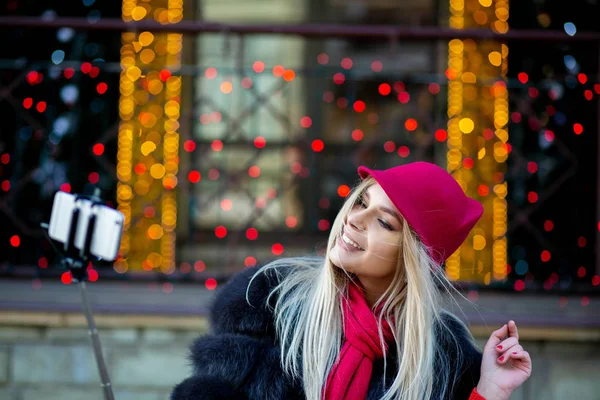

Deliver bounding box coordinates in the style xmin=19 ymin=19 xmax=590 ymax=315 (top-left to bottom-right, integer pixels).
xmin=329 ymin=247 xmax=355 ymax=272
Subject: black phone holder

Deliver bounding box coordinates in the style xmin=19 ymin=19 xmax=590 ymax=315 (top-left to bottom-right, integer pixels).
xmin=41 ymin=187 xmax=115 ymax=400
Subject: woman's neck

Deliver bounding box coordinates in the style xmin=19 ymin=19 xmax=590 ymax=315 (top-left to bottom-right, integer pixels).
xmin=357 ymin=276 xmax=393 ymax=309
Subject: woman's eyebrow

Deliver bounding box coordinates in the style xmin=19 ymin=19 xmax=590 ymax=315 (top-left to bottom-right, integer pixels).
xmin=379 ymin=206 xmax=402 ymax=223
xmin=364 ymin=190 xmax=402 ymax=223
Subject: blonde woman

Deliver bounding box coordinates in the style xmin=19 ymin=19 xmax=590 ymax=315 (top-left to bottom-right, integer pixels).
xmin=171 ymin=162 xmax=532 ymax=400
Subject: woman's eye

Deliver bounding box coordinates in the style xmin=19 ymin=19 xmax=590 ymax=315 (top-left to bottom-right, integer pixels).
xmin=379 ymin=219 xmax=393 ymax=230
xmin=356 ymin=197 xmax=366 ymax=208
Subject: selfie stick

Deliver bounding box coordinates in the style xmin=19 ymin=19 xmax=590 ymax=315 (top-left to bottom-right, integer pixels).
xmin=41 ymin=188 xmax=115 ymax=400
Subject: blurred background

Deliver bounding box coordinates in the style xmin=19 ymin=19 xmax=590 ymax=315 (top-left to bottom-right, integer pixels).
xmin=0 ymin=0 xmax=599 ymax=399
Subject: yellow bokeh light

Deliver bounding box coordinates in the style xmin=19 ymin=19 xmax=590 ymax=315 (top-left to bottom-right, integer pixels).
xmin=478 ymin=0 xmax=492 ymax=6
xmin=134 ymin=180 xmax=150 ymax=195
xmin=488 ymin=51 xmax=502 ymax=66
xmin=147 ymin=225 xmax=164 ymax=240
xmin=131 ymin=6 xmax=147 ymax=21
xmin=126 ymin=66 xmax=142 ymax=81
xmin=148 ymin=79 xmax=164 ymax=95
xmin=138 ymin=31 xmax=154 ymax=46
xmin=473 ymin=235 xmax=487 ymax=250
xmin=459 ymin=118 xmax=475 ymax=133
xmin=140 ymin=49 xmax=156 ymax=64
xmin=473 ymin=10 xmax=488 ymax=25
xmin=150 ymin=163 xmax=166 ymax=179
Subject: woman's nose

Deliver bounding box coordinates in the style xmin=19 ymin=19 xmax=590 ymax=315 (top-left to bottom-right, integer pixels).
xmin=347 ymin=215 xmax=366 ymax=232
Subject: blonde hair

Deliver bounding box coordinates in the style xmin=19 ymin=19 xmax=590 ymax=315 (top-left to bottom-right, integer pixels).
xmin=249 ymin=177 xmax=478 ymax=400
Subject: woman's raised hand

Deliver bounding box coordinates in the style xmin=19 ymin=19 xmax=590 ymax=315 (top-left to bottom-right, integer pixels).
xmin=476 ymin=320 xmax=532 ymax=400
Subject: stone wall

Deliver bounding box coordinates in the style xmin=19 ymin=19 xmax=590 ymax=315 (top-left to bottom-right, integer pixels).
xmin=1 ymin=321 xmax=599 ymax=399
xmin=0 ymin=325 xmax=200 ymax=400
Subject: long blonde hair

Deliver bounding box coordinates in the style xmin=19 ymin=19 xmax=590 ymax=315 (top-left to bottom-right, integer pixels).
xmin=250 ymin=177 xmax=478 ymax=400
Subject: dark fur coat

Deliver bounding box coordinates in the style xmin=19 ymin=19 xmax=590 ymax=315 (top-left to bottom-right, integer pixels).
xmin=171 ymin=265 xmax=483 ymax=400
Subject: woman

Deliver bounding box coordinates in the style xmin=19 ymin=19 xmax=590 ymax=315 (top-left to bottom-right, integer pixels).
xmin=171 ymin=162 xmax=532 ymax=400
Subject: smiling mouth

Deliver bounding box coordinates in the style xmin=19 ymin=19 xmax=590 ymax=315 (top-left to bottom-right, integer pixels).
xmin=341 ymin=232 xmax=365 ymax=251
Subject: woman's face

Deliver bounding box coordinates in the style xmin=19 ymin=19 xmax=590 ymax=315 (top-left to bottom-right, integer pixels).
xmin=329 ymin=183 xmax=404 ymax=281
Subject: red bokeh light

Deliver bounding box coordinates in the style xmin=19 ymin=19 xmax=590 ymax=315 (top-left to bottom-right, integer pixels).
xmin=92 ymin=143 xmax=104 ymax=156
xmin=60 ymin=183 xmax=71 ymax=193
xmin=159 ymin=69 xmax=171 ymax=81
xmin=88 ymin=269 xmax=99 ymax=282
xmin=272 ymin=243 xmax=284 ymax=255
xmin=528 ymin=192 xmax=538 ymax=203
xmin=205 ymin=278 xmax=218 ymax=291
xmin=80 ymin=62 xmax=92 ymax=74
xmin=254 ymin=136 xmax=266 ymax=148
xmin=351 ymin=129 xmax=363 ymax=141
xmin=317 ymin=53 xmax=329 ymax=65
xmin=205 ymin=67 xmax=217 ymax=79
xmin=64 ymin=68 xmax=75 ymax=79
xmin=300 ymin=116 xmax=312 ymax=128
xmin=36 ymin=101 xmax=47 ymax=113
xmin=253 ymin=61 xmax=265 ymax=73
xmin=333 ymin=73 xmax=345 ymax=85
xmin=286 ymin=216 xmax=297 ymax=228
xmin=371 ymin=61 xmax=383 ymax=72
xmin=246 ymin=228 xmax=258 ymax=240
xmin=96 ymin=82 xmax=108 ymax=94
xmin=428 ymin=83 xmax=440 ymax=94
xmin=514 ymin=280 xmax=525 ymax=291
xmin=544 ymin=220 xmax=554 ymax=231
xmin=383 ymin=141 xmax=396 ymax=153
xmin=404 ymin=119 xmax=417 ymax=131
xmin=435 ymin=129 xmax=447 ymax=142
xmin=10 ymin=235 xmax=20 ymax=247
xmin=312 ymin=140 xmax=324 ymax=152
xmin=194 ymin=260 xmax=206 ymax=272
xmin=341 ymin=57 xmax=353 ymax=69
xmin=248 ymin=166 xmax=261 ymax=178
xmin=38 ymin=257 xmax=48 ymax=269
xmin=273 ymin=65 xmax=285 ymax=77
xmin=397 ymin=92 xmax=410 ymax=103
xmin=338 ymin=185 xmax=350 ymax=197
xmin=184 ymin=140 xmax=196 ymax=152
xmin=215 ymin=226 xmax=227 ymax=239
xmin=212 ymin=140 xmax=223 ymax=152
xmin=61 ymin=271 xmax=73 ymax=285
xmin=397 ymin=146 xmax=410 ymax=158
xmin=517 ymin=72 xmax=528 ymax=84
xmin=23 ymin=98 xmax=33 ymax=109
xmin=573 ymin=123 xmax=583 ymax=135
xmin=88 ymin=172 xmax=99 ymax=184
xmin=245 ymin=256 xmax=257 ymax=267
xmin=318 ymin=219 xmax=330 ymax=231
xmin=541 ymin=250 xmax=551 ymax=262
xmin=188 ymin=171 xmax=201 ymax=183
xmin=378 ymin=83 xmax=391 ymax=96
xmin=463 ymin=158 xmax=474 ymax=169
xmin=353 ymin=101 xmax=366 ymax=113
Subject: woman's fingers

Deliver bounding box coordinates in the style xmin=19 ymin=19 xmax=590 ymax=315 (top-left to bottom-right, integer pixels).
xmin=495 ymin=337 xmax=519 ymax=353
xmin=508 ymin=320 xmax=519 ymax=339
xmin=497 ymin=345 xmax=523 ymax=363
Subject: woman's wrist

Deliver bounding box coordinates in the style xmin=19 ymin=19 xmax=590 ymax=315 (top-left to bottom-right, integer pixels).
xmin=476 ymin=379 xmax=511 ymax=400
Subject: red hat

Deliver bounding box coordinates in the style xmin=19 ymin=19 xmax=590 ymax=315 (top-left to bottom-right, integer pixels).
xmin=358 ymin=162 xmax=484 ymax=266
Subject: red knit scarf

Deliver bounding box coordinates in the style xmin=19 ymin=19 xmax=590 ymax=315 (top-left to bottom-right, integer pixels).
xmin=323 ymin=281 xmax=394 ymax=400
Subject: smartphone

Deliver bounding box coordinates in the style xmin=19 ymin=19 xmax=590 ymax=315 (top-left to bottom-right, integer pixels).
xmin=48 ymin=191 xmax=124 ymax=262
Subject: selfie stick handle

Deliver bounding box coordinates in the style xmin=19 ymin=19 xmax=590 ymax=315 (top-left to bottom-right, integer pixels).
xmin=78 ymin=279 xmax=115 ymax=400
